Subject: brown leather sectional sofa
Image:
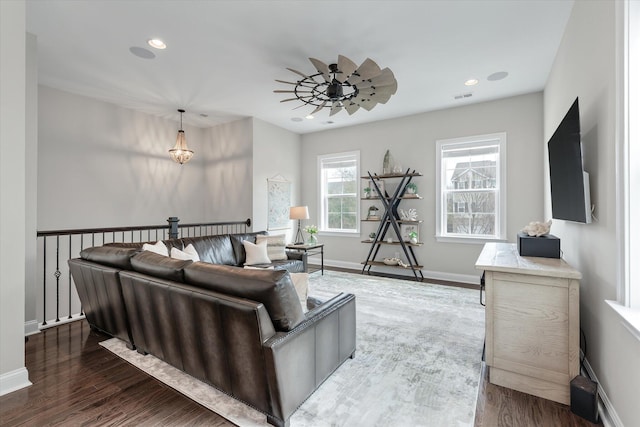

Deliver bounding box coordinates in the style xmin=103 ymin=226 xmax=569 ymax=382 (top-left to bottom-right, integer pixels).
xmin=69 ymin=233 xmax=356 ymax=427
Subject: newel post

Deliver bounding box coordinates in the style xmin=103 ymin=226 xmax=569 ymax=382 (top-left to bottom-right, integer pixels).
xmin=167 ymin=217 xmax=179 ymax=239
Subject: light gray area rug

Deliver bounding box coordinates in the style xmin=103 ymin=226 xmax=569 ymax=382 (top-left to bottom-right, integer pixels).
xmin=100 ymin=270 xmax=485 ymax=427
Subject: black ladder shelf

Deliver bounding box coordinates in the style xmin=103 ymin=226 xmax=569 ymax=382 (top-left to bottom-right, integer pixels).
xmin=361 ymin=168 xmax=424 ymax=281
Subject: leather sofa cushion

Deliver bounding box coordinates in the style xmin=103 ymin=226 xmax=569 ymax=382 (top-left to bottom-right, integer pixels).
xmin=252 ymin=259 xmax=305 ymax=273
xmin=180 ymin=235 xmax=236 ymax=265
xmin=130 ymin=251 xmax=192 ymax=282
xmin=80 ymin=246 xmax=139 ymax=270
xmin=184 ymin=263 xmax=304 ymax=331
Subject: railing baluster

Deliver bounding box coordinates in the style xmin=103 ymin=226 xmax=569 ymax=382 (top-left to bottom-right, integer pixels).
xmin=42 ymin=237 xmax=47 ymax=326
xmin=36 ymin=218 xmax=251 ymax=329
xmin=80 ymin=234 xmax=84 ymax=315
xmin=55 ymin=235 xmax=60 ymax=322
xmin=68 ymin=235 xmax=72 ymax=319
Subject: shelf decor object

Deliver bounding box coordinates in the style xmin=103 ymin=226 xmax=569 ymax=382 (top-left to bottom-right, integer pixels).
xmin=361 ymin=168 xmax=424 ymax=281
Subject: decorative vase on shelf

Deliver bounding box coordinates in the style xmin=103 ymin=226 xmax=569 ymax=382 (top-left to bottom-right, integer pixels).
xmin=383 ymin=149 xmax=392 ymax=175
xmin=308 ymin=234 xmax=318 ymax=244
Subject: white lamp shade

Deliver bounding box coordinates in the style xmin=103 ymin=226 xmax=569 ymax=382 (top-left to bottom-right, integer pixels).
xmin=290 ymin=206 xmax=309 ymax=220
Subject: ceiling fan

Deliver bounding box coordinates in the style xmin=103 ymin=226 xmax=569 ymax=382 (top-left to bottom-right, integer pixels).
xmin=274 ymin=55 xmax=398 ymax=116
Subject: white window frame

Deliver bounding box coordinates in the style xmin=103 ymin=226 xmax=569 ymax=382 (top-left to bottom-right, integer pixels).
xmin=608 ymin=0 xmax=639 ymax=339
xmin=435 ymin=132 xmax=507 ymax=243
xmin=317 ymin=151 xmax=360 ymax=236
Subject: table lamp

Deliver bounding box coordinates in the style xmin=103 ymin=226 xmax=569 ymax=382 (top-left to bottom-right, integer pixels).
xmin=290 ymin=206 xmax=309 ymax=244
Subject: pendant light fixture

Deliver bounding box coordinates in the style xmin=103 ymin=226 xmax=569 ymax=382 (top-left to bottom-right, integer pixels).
xmin=169 ymin=109 xmax=194 ymax=164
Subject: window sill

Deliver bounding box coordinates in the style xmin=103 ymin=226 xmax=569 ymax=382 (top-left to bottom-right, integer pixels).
xmin=318 ymin=231 xmax=360 ymax=238
xmin=605 ymin=300 xmax=640 ymax=342
xmin=435 ymin=235 xmax=508 ymax=244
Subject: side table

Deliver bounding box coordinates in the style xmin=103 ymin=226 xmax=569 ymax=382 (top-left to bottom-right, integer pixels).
xmin=286 ymin=243 xmax=324 ymax=275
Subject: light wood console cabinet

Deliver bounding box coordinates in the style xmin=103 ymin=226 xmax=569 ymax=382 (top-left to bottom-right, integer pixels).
xmin=475 ymin=243 xmax=581 ymax=405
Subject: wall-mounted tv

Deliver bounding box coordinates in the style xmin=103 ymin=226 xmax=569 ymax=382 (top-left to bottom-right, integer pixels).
xmin=547 ymin=97 xmax=592 ymax=224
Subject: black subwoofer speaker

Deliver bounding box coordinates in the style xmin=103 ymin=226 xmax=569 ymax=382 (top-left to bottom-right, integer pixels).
xmin=570 ymin=375 xmax=599 ymax=423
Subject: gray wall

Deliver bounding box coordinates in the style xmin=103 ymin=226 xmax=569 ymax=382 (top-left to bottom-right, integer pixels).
xmin=252 ymin=118 xmax=302 ymax=241
xmin=301 ymin=93 xmax=544 ymax=282
xmin=202 ymin=117 xmax=253 ymax=223
xmin=543 ymin=1 xmax=640 ymax=425
xmin=38 ymin=86 xmax=210 ymax=230
xmin=0 ymin=0 xmax=30 ymax=395
xmin=24 ymin=33 xmax=39 ymax=335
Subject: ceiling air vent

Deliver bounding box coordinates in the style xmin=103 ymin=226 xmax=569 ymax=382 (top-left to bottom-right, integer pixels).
xmin=454 ymin=93 xmax=473 ymax=100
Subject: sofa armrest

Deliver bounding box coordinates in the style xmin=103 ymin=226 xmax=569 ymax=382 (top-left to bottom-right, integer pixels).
xmin=286 ymin=250 xmax=307 ymax=271
xmin=262 ymin=292 xmax=356 ymax=425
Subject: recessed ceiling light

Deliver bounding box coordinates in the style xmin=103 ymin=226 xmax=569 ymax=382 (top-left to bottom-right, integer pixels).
xmin=464 ymin=78 xmax=479 ymax=86
xmin=291 ymin=117 xmax=303 ymax=122
xmin=147 ymin=39 xmax=166 ymax=50
xmin=305 ymin=114 xmax=314 ymax=120
xmin=199 ymin=113 xmax=208 ymax=118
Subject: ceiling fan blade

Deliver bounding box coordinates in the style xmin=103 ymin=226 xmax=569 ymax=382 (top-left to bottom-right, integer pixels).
xmin=309 ymin=58 xmax=330 ymax=82
xmin=336 ymin=55 xmax=358 ymax=83
xmin=273 ymin=89 xmax=312 ymax=93
xmin=347 ymin=58 xmax=382 ymax=85
xmin=287 ymin=67 xmax=311 ymax=78
xmin=292 ymin=102 xmax=312 ymax=110
xmin=353 ymin=68 xmax=396 ymax=89
xmin=275 ymin=79 xmax=299 ymax=85
xmin=310 ymin=101 xmax=327 ymax=115
xmin=330 ymin=102 xmax=343 ymax=116
xmin=280 ymin=94 xmax=314 ymax=102
xmin=344 ymin=101 xmax=360 ymax=115
xmin=357 ymin=98 xmax=378 ymax=111
xmin=358 ymin=82 xmax=397 ymax=97
xmin=372 ymin=92 xmax=392 ymax=104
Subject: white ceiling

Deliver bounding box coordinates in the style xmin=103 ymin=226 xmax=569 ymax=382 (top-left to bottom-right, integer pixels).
xmin=26 ymin=0 xmax=574 ymax=134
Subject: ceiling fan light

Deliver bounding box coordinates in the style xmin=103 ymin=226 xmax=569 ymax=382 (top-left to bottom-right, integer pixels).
xmin=326 ymin=81 xmax=344 ymax=100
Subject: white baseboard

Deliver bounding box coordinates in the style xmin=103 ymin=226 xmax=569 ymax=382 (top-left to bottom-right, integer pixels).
xmin=581 ymin=355 xmax=624 ymax=427
xmin=39 ymin=313 xmax=85 ymax=330
xmin=322 ymin=259 xmax=481 ymax=285
xmin=24 ymin=319 xmax=39 ymax=336
xmin=0 ymin=367 xmax=32 ymax=397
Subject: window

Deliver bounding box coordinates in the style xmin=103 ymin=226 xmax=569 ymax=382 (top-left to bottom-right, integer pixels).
xmin=623 ymin=0 xmax=639 ymax=309
xmin=607 ymin=0 xmax=639 ymax=337
xmin=436 ymin=133 xmax=507 ymax=242
xmin=318 ymin=151 xmax=360 ymax=234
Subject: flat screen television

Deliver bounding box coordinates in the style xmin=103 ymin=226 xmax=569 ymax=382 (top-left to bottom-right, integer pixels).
xmin=547 ymin=97 xmax=592 ymax=223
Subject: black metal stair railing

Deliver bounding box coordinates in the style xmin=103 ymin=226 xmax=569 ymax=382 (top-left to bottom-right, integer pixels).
xmin=35 ymin=218 xmax=251 ymax=330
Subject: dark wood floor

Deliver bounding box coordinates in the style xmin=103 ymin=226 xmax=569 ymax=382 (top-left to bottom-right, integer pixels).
xmin=1 ymin=280 xmax=601 ymax=426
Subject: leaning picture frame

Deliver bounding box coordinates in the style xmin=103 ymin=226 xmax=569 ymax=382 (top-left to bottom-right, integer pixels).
xmin=369 ymin=179 xmax=385 ymax=198
xmin=400 ymin=223 xmax=419 ymax=241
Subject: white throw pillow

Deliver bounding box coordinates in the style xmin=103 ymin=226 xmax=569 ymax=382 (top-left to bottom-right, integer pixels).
xmin=256 ymin=234 xmax=287 ymax=261
xmin=171 ymin=244 xmax=200 ymax=262
xmin=289 ymin=272 xmax=309 ymax=313
xmin=242 ymin=240 xmax=271 ymax=265
xmin=142 ymin=240 xmax=169 ymax=257
xmin=183 ymin=244 xmax=200 ymax=262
